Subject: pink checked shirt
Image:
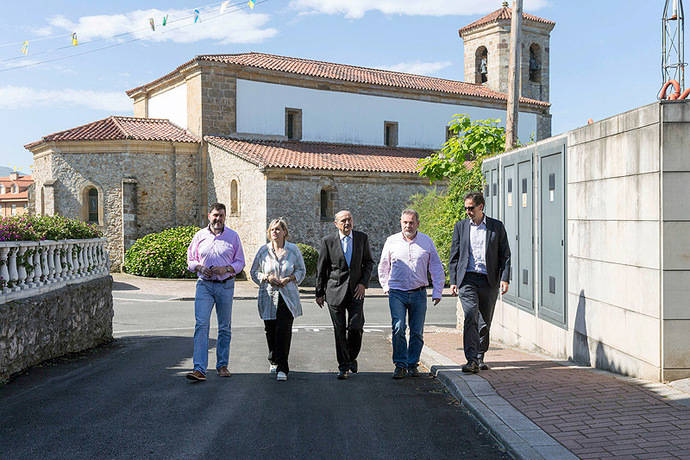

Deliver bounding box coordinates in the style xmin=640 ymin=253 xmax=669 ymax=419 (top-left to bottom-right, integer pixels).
xmin=378 ymin=231 xmax=445 ymax=300
xmin=187 ymin=226 xmax=245 ymax=281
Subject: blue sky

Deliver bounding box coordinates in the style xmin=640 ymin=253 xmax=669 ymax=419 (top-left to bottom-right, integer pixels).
xmin=0 ymin=0 xmax=671 ymax=173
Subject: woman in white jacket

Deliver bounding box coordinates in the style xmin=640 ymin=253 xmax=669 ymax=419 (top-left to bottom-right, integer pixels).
xmin=250 ymin=217 xmax=306 ymax=381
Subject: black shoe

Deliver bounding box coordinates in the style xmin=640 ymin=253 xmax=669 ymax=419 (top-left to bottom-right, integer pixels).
xmin=478 ymin=358 xmax=490 ymax=371
xmin=462 ymin=361 xmax=479 ymax=373
xmin=392 ymin=367 xmax=407 ymax=379
xmin=337 ymin=370 xmax=349 ymax=380
xmin=349 ymin=360 xmax=358 ymax=374
xmin=407 ymin=366 xmax=421 ymax=377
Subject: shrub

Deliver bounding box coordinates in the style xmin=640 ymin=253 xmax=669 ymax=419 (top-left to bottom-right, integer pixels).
xmin=123 ymin=226 xmax=199 ymax=279
xmin=0 ymin=215 xmax=101 ymax=242
xmin=296 ymin=243 xmax=318 ymax=277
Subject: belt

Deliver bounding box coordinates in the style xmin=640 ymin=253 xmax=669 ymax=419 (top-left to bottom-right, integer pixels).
xmin=201 ymin=277 xmax=234 ymax=283
xmin=405 ymin=286 xmax=427 ymax=293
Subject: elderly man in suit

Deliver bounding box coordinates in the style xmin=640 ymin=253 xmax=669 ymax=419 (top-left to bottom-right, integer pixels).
xmin=449 ymin=191 xmax=511 ymax=373
xmin=316 ymin=210 xmax=374 ymax=380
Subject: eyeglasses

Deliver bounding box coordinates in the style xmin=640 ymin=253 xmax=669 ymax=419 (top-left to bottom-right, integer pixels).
xmin=464 ymin=206 xmax=476 ymax=211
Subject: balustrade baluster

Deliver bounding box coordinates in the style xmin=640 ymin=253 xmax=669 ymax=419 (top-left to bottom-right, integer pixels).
xmin=8 ymin=247 xmax=19 ymax=292
xmin=34 ymin=245 xmax=43 ymax=286
xmin=24 ymin=244 xmax=37 ymax=289
xmin=46 ymin=244 xmax=56 ymax=283
xmin=54 ymin=243 xmax=63 ymax=282
xmin=0 ymin=246 xmax=10 ymax=294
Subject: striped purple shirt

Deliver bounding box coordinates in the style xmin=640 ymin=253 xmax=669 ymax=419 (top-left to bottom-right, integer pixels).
xmin=187 ymin=226 xmax=245 ymax=281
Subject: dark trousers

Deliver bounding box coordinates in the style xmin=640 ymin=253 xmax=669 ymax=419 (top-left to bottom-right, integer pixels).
xmin=327 ymin=293 xmax=365 ymax=371
xmin=458 ymin=272 xmax=499 ymax=363
xmin=264 ymin=295 xmax=294 ymax=374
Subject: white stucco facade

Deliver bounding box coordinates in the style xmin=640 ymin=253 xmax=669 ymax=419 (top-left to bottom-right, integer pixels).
xmin=148 ymin=83 xmax=188 ymax=129
xmin=236 ymin=79 xmax=538 ymax=147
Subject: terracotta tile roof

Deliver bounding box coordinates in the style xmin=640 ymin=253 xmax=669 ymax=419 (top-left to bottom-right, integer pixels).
xmin=0 ymin=192 xmax=29 ymax=201
xmin=127 ymin=52 xmax=549 ymax=108
xmin=25 ymin=116 xmax=199 ymax=149
xmin=0 ymin=175 xmax=33 ymax=186
xmin=459 ymin=6 xmax=555 ymax=36
xmin=205 ymin=136 xmax=435 ymax=174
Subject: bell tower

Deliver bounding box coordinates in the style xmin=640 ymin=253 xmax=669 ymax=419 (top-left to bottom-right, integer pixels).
xmin=459 ymin=1 xmax=555 ymax=103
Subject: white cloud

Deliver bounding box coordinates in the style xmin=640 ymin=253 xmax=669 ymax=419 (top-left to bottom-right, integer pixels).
xmin=289 ymin=0 xmax=549 ymax=18
xmin=380 ymin=60 xmax=453 ymax=76
xmin=45 ymin=6 xmax=277 ymax=45
xmin=0 ymin=86 xmax=131 ymax=112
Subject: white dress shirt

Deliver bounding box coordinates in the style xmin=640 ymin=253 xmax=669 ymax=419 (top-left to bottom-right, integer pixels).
xmin=467 ymin=216 xmax=488 ymax=275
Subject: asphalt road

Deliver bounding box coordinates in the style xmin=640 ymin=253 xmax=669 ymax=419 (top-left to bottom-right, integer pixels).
xmin=0 ymin=292 xmax=510 ymax=459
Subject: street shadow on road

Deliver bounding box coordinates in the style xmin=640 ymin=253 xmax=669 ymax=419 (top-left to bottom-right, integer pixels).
xmin=112 ymin=281 xmax=140 ymax=291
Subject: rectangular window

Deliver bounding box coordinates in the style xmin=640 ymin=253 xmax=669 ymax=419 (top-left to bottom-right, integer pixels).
xmin=11 ymin=204 xmax=17 ymax=216
xmin=384 ymin=121 xmax=398 ymax=147
xmin=445 ymin=126 xmax=455 ymax=141
xmin=285 ymin=108 xmax=302 ymax=140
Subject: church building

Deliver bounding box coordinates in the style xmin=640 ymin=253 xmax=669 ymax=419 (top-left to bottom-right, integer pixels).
xmin=25 ymin=5 xmax=555 ymax=271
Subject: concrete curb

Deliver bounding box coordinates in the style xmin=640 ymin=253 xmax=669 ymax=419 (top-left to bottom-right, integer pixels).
xmin=420 ymin=347 xmax=578 ymax=460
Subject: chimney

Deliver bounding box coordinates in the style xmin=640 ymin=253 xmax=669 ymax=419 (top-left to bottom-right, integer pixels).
xmin=9 ymin=172 xmax=18 ymax=181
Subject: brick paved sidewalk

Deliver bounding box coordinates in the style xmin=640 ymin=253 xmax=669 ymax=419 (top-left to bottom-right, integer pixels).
xmin=423 ymin=328 xmax=690 ymax=460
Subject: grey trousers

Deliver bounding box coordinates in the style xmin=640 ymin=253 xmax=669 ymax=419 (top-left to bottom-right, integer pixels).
xmin=458 ymin=272 xmax=499 ymax=363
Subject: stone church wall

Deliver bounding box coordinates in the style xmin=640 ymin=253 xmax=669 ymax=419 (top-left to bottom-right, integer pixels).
xmin=265 ymin=170 xmax=438 ymax=272
xmin=32 ymin=145 xmax=199 ymax=270
xmin=207 ymin=143 xmax=267 ymax=273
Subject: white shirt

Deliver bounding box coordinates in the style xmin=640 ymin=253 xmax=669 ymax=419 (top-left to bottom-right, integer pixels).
xmin=467 ymin=216 xmax=488 ymax=275
xmin=250 ymin=242 xmax=306 ymax=320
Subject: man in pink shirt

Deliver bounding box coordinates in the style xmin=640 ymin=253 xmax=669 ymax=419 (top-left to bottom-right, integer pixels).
xmin=185 ymin=203 xmax=245 ymax=382
xmin=378 ymin=209 xmax=445 ymax=379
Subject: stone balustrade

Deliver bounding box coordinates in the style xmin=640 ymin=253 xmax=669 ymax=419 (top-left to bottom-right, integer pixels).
xmin=0 ymin=238 xmax=109 ymax=305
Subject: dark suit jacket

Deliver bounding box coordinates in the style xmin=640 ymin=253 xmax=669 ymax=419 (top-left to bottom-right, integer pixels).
xmin=448 ymin=216 xmax=511 ymax=289
xmin=316 ymin=230 xmax=374 ymax=306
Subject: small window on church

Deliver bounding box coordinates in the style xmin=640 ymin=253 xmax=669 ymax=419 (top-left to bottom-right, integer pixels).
xmin=285 ymin=108 xmax=302 ymax=140
xmin=87 ymin=188 xmax=99 ymax=224
xmin=384 ymin=121 xmax=398 ymax=147
xmin=475 ymin=46 xmax=488 ymax=84
xmin=320 ymin=187 xmax=335 ymax=221
xmin=529 ymin=43 xmax=541 ymax=83
xmin=230 ymin=179 xmax=239 ymax=215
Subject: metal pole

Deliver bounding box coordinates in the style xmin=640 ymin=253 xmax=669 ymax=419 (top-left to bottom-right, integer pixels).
xmin=505 ymin=0 xmax=523 ymax=151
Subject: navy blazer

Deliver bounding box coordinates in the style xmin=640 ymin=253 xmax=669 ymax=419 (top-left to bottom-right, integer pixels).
xmin=315 ymin=230 xmax=374 ymax=306
xmin=448 ymin=216 xmax=511 ymax=289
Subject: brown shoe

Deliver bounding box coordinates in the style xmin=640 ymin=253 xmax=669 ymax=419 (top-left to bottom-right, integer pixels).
xmin=217 ymin=366 xmax=231 ymax=377
xmin=186 ymin=370 xmax=206 ymax=381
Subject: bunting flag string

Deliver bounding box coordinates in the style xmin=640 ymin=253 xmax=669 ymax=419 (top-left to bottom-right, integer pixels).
xmin=2 ymin=0 xmax=266 ymax=65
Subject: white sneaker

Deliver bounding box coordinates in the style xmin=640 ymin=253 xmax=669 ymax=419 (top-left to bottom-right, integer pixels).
xmin=270 ymin=364 xmax=278 ymax=373
xmin=276 ymin=371 xmax=287 ymax=381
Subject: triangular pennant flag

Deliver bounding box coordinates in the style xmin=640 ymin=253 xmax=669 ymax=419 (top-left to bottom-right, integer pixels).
xmin=71 ymin=32 xmax=78 ymax=46
xmin=193 ymin=8 xmax=200 ymax=23
xmin=162 ymin=14 xmax=168 ymax=26
xmin=149 ymin=18 xmax=155 ymax=31
xmin=220 ymin=0 xmax=230 ymax=14
xmin=248 ymin=0 xmax=255 ymax=9
xmin=21 ymin=40 xmax=28 ymax=55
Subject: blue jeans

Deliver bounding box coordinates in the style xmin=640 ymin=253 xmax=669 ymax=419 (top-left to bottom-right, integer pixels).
xmin=193 ymin=279 xmax=235 ymax=374
xmin=389 ymin=288 xmax=427 ymax=369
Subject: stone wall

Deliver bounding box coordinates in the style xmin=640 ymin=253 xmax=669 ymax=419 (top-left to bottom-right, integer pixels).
xmin=0 ymin=276 xmax=113 ymax=382
xmin=30 ymin=142 xmax=200 ymax=270
xmin=206 ymin=143 xmax=266 ymax=274
xmin=265 ymin=170 xmax=438 ymax=272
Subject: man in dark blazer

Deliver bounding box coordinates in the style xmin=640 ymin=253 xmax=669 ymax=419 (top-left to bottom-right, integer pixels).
xmin=449 ymin=191 xmax=511 ymax=373
xmin=316 ymin=210 xmax=374 ymax=379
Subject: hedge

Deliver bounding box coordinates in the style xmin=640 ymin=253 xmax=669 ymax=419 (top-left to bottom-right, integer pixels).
xmin=296 ymin=243 xmax=318 ymax=277
xmin=0 ymin=215 xmax=101 ymax=242
xmin=123 ymin=226 xmax=198 ymax=279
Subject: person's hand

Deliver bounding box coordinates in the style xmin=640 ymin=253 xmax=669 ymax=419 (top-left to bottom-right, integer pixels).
xmin=266 ymin=274 xmax=281 ymax=286
xmin=315 ymin=296 xmax=325 ymax=308
xmin=279 ymin=276 xmax=292 ymax=287
xmin=500 ymin=281 xmax=509 ymax=295
xmin=353 ymin=283 xmax=366 ymax=300
xmin=198 ymin=265 xmax=212 ymax=278
xmin=450 ymin=284 xmax=458 ymax=296
xmin=211 ymin=266 xmax=228 ymax=275
xmin=432 ymin=297 xmax=441 ymax=306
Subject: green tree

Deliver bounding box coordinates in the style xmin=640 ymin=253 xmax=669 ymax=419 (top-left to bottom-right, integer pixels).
xmin=410 ymin=114 xmax=507 ymax=280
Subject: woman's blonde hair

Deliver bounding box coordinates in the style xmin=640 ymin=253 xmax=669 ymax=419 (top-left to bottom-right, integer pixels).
xmin=266 ymin=217 xmax=289 ymax=241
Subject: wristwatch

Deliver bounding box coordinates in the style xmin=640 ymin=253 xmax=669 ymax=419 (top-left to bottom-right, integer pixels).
xmin=225 ymin=266 xmax=231 ymax=273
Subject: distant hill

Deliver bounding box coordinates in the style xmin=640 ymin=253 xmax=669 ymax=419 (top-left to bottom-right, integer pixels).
xmin=0 ymin=166 xmax=27 ymax=177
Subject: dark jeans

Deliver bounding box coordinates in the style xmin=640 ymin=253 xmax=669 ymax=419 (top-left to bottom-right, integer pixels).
xmin=327 ymin=292 xmax=365 ymax=371
xmin=264 ymin=294 xmax=294 ymax=374
xmin=458 ymin=272 xmax=499 ymax=363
